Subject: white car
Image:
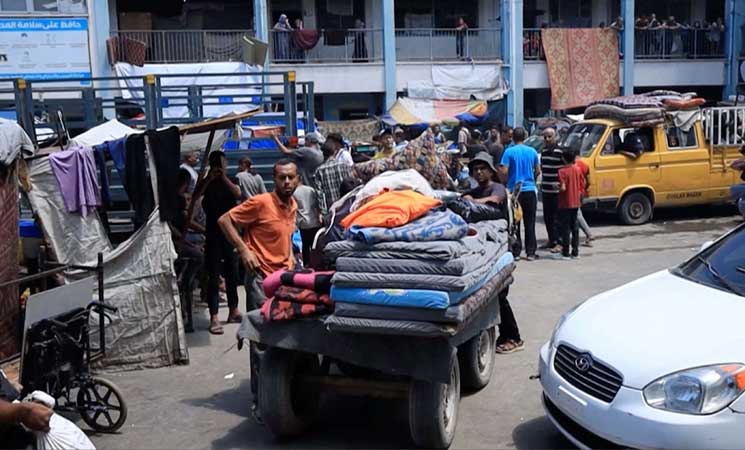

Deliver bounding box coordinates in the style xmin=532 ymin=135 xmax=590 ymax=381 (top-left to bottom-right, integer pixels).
xmin=539 ymin=223 xmax=745 ymax=449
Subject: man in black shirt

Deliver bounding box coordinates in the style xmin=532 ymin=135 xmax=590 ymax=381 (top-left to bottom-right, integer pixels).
xmin=194 ymin=151 xmax=242 ymax=334
xmin=463 ymin=152 xmax=524 ymax=354
xmin=540 ymin=127 xmax=563 ymax=252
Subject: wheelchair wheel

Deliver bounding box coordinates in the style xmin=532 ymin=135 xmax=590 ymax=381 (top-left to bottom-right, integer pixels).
xmin=77 ymin=376 xmax=128 ymax=433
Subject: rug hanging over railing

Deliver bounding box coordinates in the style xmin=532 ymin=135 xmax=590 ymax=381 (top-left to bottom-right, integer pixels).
xmin=541 ymin=28 xmax=619 ymax=110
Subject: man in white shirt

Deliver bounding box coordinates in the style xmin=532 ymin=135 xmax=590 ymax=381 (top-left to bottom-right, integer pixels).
xmin=326 ymin=133 xmax=354 ymax=166
xmin=180 ymin=151 xmax=199 ymax=193
xmin=394 ymin=127 xmax=409 ymax=151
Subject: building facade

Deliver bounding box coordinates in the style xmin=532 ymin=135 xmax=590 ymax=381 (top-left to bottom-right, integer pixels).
xmin=1 ymin=0 xmax=744 ymax=126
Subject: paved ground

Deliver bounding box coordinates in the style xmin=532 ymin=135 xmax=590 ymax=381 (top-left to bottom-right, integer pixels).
xmin=88 ymin=205 xmax=742 ymax=450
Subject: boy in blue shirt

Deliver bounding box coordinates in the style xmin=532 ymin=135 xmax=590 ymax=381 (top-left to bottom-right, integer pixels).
xmin=500 ymin=127 xmax=541 ymax=260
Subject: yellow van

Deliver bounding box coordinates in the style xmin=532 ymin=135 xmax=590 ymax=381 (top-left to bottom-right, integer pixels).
xmin=560 ymin=107 xmax=744 ymax=224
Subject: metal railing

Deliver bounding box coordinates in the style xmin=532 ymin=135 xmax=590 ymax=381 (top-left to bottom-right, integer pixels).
xmin=703 ymin=106 xmax=745 ymax=148
xmin=395 ymin=28 xmax=501 ymax=61
xmin=523 ymin=28 xmax=725 ymax=60
xmin=269 ymin=28 xmax=382 ymax=63
xmin=112 ymin=30 xmax=254 ymax=64
xmin=634 ymin=28 xmax=725 ymax=59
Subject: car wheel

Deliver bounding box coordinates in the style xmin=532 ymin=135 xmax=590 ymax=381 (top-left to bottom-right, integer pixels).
xmin=618 ymin=192 xmax=652 ymax=225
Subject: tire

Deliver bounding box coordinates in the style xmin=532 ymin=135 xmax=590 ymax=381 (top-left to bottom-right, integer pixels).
xmin=259 ymin=349 xmax=320 ymax=439
xmin=618 ymin=192 xmax=653 ymax=225
xmin=458 ymin=326 xmax=496 ymax=391
xmin=408 ymin=355 xmax=460 ymax=449
xmin=77 ymin=377 xmax=128 ymax=433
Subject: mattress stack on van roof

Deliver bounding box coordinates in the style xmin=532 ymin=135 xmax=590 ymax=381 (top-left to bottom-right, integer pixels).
xmin=585 ymin=90 xmax=706 ymax=128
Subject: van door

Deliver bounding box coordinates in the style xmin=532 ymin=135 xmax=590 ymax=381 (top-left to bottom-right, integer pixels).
xmin=593 ymin=127 xmax=661 ymax=201
xmin=657 ymin=125 xmax=710 ymax=206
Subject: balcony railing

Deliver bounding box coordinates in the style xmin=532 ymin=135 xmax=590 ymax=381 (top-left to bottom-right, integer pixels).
xmin=395 ymin=28 xmax=501 ymax=61
xmin=112 ymin=30 xmax=254 ymax=64
xmin=524 ymin=28 xmax=725 ymax=61
xmin=269 ymin=29 xmax=382 ymax=64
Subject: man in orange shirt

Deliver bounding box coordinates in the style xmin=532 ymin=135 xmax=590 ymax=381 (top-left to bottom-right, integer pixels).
xmin=218 ymin=158 xmax=300 ymax=423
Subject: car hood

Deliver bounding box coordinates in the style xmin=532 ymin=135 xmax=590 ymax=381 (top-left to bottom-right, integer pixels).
xmin=555 ymin=270 xmax=745 ymax=389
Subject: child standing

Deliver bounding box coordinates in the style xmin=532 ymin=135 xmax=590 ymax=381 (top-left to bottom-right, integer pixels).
xmin=558 ymin=150 xmax=589 ymax=259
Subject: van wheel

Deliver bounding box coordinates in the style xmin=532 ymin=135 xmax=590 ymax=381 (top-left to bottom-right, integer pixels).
xmin=618 ymin=192 xmax=652 ymax=225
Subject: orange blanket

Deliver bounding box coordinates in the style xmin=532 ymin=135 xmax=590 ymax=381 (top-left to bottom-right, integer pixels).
xmin=541 ymin=28 xmax=619 ymax=110
xmin=341 ymin=190 xmax=441 ymax=229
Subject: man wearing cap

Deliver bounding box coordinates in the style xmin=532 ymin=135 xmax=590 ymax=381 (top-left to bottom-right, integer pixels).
xmin=326 ymin=132 xmax=354 ymax=167
xmin=273 ymin=131 xmax=324 ymax=188
xmin=374 ymin=129 xmax=397 ymax=160
xmin=463 ymin=152 xmax=524 ymax=354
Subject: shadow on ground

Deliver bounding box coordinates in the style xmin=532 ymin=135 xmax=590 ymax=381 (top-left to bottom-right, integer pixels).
xmin=512 ymin=416 xmax=575 ymax=450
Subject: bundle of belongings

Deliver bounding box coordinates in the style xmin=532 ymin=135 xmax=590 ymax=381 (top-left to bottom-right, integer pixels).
xmin=260 ymin=269 xmax=334 ymax=321
xmin=316 ymin=169 xmax=515 ymax=337
xmin=584 ymin=90 xmax=706 ymax=128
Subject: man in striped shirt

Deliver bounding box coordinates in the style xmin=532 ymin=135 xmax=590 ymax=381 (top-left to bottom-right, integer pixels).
xmin=540 ymin=127 xmax=563 ymax=252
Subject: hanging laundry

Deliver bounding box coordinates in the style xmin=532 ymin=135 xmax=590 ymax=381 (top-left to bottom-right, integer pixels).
xmin=340 ymin=190 xmax=441 ymax=230
xmin=293 ymin=29 xmax=321 ymax=50
xmin=124 ymin=134 xmax=154 ymax=228
xmin=93 ymin=137 xmax=127 ymax=179
xmin=146 ymin=127 xmax=181 ymax=222
xmin=48 ymin=147 xmax=101 ymax=217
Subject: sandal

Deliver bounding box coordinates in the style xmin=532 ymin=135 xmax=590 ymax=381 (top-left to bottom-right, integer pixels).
xmin=208 ymin=323 xmax=224 ymax=335
xmin=496 ymin=339 xmax=525 ymax=354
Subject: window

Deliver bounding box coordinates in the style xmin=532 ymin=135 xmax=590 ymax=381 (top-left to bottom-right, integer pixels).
xmin=666 ymin=126 xmax=698 ymax=149
xmin=560 ymin=123 xmax=606 ymax=157
xmin=1 ymin=0 xmax=26 ymax=11
xmin=394 ymin=0 xmax=478 ymax=29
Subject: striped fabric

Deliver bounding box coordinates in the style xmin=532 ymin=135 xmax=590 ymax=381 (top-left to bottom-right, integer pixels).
xmin=540 ymin=147 xmax=564 ymax=194
xmin=0 ymin=166 xmax=18 ymax=360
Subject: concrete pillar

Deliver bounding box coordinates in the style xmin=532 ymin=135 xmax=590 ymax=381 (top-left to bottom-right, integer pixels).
xmin=622 ymin=0 xmax=634 ymax=96
xmin=254 ymin=0 xmax=269 ymax=41
xmin=382 ymin=0 xmax=396 ymax=109
xmin=502 ymin=0 xmax=523 ymax=127
xmin=88 ymin=0 xmax=112 ymax=79
xmin=724 ymin=0 xmax=744 ymax=99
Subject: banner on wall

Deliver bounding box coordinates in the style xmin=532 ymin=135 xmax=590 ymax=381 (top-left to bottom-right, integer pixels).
xmin=0 ymin=18 xmax=91 ymax=80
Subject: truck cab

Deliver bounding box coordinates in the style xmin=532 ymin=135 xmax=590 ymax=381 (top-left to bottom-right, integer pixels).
xmin=562 ymin=109 xmax=743 ymax=225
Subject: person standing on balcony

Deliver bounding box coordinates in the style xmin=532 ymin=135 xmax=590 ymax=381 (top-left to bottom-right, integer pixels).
xmin=635 ymin=15 xmax=649 ymax=55
xmin=456 ymin=16 xmax=469 ymax=60
xmin=664 ymin=16 xmax=682 ymax=56
xmin=709 ymin=18 xmax=725 ymax=55
xmin=353 ymin=18 xmax=368 ymax=62
xmin=272 ymin=14 xmax=293 ymax=62
xmin=292 ymin=18 xmax=305 ymax=61
xmin=647 ymin=13 xmax=662 ymax=56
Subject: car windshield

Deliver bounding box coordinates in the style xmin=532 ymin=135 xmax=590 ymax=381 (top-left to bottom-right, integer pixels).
xmin=559 ymin=124 xmax=606 ymax=157
xmin=675 ymin=225 xmax=745 ymax=297
xmin=525 ymin=135 xmax=544 ymax=152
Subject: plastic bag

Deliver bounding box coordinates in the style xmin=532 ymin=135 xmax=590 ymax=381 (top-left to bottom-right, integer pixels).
xmin=36 ymin=414 xmax=96 ymax=450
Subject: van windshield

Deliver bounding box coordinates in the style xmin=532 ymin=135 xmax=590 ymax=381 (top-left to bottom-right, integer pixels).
xmin=559 ymin=124 xmax=607 ymax=157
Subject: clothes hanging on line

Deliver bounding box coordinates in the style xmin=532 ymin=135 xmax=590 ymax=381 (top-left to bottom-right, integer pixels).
xmin=146 ymin=127 xmax=181 ymax=223
xmin=124 ymin=133 xmax=154 ymax=228
xmin=48 ymin=146 xmax=101 ymax=217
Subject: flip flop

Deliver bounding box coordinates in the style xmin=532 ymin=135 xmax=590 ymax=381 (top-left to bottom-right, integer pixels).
xmin=209 ymin=324 xmax=224 ymax=335
xmin=227 ymin=315 xmax=243 ymax=324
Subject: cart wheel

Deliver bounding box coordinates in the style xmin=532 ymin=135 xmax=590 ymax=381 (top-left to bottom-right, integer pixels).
xmin=259 ymin=348 xmax=320 ymax=439
xmin=408 ymin=355 xmax=460 ymax=449
xmin=458 ymin=326 xmax=496 ymax=391
xmin=77 ymin=377 xmax=128 ymax=433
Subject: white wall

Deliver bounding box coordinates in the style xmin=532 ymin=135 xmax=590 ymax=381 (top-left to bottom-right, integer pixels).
xmin=523 ymin=59 xmax=726 ymax=89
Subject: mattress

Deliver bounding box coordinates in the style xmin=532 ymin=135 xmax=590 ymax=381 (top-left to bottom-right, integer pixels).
xmin=324 ymin=220 xmax=508 ymax=262
xmin=330 ymin=252 xmax=515 ymax=309
xmin=334 ymin=267 xmax=515 ymax=324
xmin=335 ymin=241 xmax=507 ymax=276
xmin=324 ymin=315 xmax=456 ymax=337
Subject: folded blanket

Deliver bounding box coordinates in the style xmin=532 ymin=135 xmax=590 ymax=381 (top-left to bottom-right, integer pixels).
xmin=345 ymin=209 xmax=468 ymax=245
xmin=261 ymin=299 xmax=332 ymax=322
xmin=446 ymin=198 xmax=507 ymax=223
xmin=260 ymin=286 xmax=333 ymax=322
xmin=324 ymin=315 xmax=455 ymax=337
xmin=263 ymin=269 xmax=335 ymax=297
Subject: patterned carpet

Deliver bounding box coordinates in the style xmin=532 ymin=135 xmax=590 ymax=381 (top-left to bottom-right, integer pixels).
xmin=541 ymin=28 xmax=620 ymax=110
xmin=0 ymin=166 xmax=19 ymax=360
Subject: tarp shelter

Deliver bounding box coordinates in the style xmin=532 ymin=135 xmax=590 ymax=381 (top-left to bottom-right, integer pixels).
xmin=114 ymin=62 xmax=262 ymax=120
xmin=382 ymin=98 xmax=488 ymax=126
xmin=407 ymin=64 xmax=508 ymax=101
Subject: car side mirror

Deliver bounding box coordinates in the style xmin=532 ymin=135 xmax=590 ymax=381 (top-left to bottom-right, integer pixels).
xmin=700 ymin=241 xmax=714 ymax=252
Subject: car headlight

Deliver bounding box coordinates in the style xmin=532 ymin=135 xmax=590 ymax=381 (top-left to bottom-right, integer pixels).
xmin=644 ymin=364 xmax=745 ymax=415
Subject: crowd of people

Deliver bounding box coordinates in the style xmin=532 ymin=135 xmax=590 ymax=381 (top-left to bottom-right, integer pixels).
xmin=525 ymin=14 xmax=726 ymax=59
